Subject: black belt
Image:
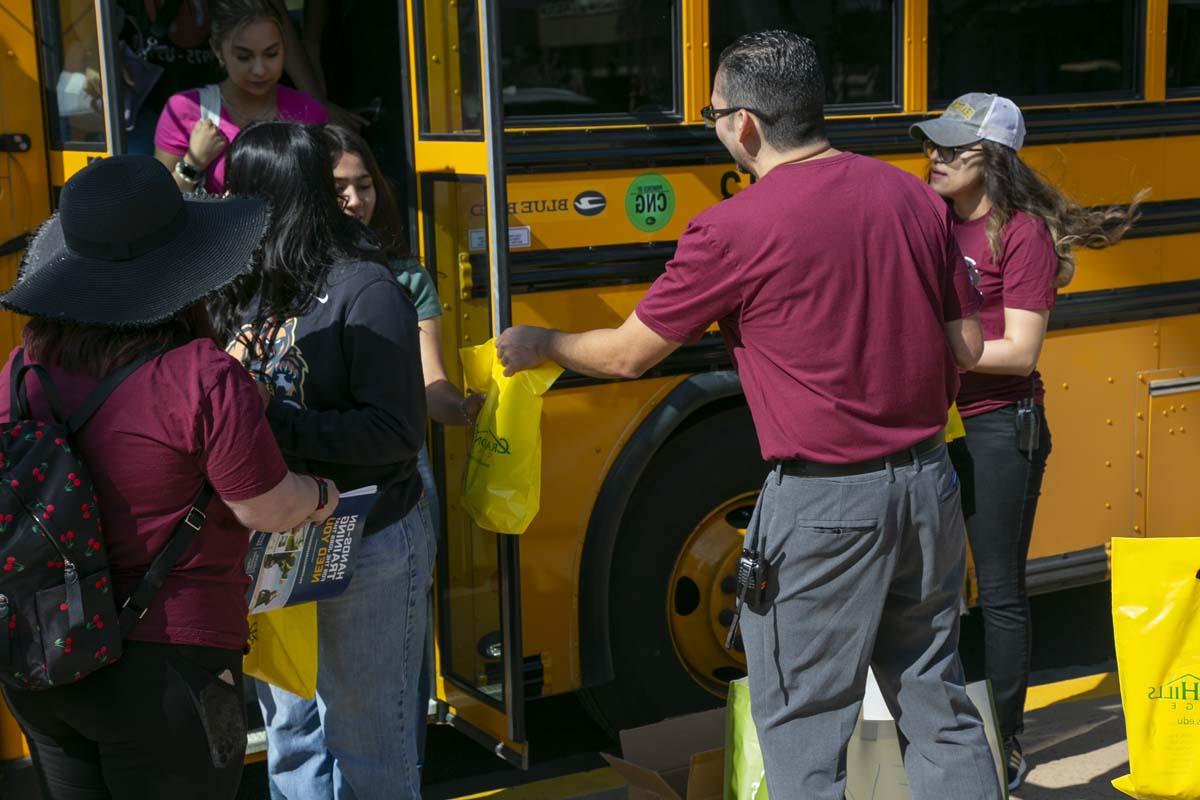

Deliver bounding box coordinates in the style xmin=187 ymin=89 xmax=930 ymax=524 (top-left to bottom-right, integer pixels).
xmin=778 ymin=432 xmax=945 ymax=478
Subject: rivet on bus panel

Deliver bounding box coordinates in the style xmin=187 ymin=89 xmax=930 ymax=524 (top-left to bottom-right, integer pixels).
xmin=1105 ymin=503 xmax=1112 ymax=509
xmin=1134 ymin=526 xmax=1142 ymax=533
xmin=1135 ymin=488 xmax=1142 ymax=495
xmin=1181 ymin=427 xmax=1187 ymax=434
xmin=1169 ymin=428 xmax=1175 ymax=434
xmin=1138 ymin=374 xmax=1145 ymax=382
xmin=1105 ymin=460 xmax=1112 ymax=467
xmin=1061 ymin=382 xmax=1068 ymax=389
xmin=1137 ymin=412 xmax=1144 ymax=420
xmin=1107 ymin=376 xmax=1114 ymax=383
xmin=1136 ymin=450 xmax=1143 ymax=457
xmin=1106 ymin=419 xmax=1113 ymax=425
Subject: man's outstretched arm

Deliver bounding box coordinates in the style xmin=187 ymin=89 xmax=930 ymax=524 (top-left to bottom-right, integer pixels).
xmin=496 ymin=312 xmax=681 ymax=379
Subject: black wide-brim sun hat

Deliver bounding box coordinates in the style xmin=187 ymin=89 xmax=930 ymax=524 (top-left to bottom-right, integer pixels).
xmin=0 ymin=155 xmax=269 ymax=327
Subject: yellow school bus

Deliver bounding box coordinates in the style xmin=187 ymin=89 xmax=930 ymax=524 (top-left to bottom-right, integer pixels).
xmin=2 ymin=0 xmax=1200 ymax=776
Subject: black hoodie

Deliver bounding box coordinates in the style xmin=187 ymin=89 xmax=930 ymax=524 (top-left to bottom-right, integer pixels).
xmin=234 ymin=259 xmax=426 ymax=533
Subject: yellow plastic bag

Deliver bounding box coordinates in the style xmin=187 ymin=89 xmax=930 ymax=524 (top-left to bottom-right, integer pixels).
xmin=243 ymin=602 xmax=317 ymax=699
xmin=460 ymin=339 xmax=563 ymax=534
xmin=945 ymin=403 xmax=966 ymax=442
xmin=1111 ymin=536 xmax=1200 ymax=799
xmin=725 ymin=678 xmax=769 ymax=800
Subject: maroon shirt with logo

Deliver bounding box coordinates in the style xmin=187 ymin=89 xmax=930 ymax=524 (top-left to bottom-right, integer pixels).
xmin=0 ymin=339 xmax=288 ymax=650
xmin=952 ymin=210 xmax=1058 ymax=418
xmin=636 ymin=152 xmax=980 ymax=463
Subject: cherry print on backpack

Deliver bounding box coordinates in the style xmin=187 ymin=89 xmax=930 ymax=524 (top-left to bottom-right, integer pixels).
xmin=0 ymin=348 xmax=212 ymax=690
xmin=0 ymin=352 xmax=122 ymax=689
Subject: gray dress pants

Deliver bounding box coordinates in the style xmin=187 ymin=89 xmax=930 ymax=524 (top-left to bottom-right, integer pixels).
xmin=740 ymin=444 xmax=1003 ymax=800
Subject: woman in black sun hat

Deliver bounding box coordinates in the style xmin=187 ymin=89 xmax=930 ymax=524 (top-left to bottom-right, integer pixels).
xmin=0 ymin=155 xmax=339 ymax=800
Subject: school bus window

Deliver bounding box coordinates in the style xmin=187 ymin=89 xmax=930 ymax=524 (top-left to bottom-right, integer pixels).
xmin=499 ymin=0 xmax=678 ymax=119
xmin=929 ymin=0 xmax=1139 ymax=104
xmin=414 ymin=0 xmax=484 ymax=136
xmin=708 ymin=0 xmax=900 ymax=108
xmin=1168 ymin=0 xmax=1200 ymax=94
xmin=37 ymin=0 xmax=107 ymax=149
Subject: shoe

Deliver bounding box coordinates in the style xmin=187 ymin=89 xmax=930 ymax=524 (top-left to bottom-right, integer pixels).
xmin=1004 ymin=735 xmax=1028 ymax=791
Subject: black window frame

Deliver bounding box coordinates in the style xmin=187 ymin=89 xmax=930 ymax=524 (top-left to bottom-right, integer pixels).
xmin=1167 ymin=0 xmax=1200 ymax=97
xmin=497 ymin=0 xmax=684 ymax=128
xmin=707 ymin=0 xmax=905 ymax=117
xmin=927 ymin=0 xmax=1147 ymax=109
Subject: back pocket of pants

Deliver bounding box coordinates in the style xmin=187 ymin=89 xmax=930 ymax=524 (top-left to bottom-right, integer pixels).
xmin=164 ymin=651 xmax=246 ymax=770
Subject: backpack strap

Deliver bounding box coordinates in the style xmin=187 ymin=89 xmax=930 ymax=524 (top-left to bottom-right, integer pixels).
xmin=119 ymin=483 xmax=213 ymax=636
xmin=10 ymin=349 xmax=66 ymax=423
xmin=67 ymin=351 xmax=161 ymax=434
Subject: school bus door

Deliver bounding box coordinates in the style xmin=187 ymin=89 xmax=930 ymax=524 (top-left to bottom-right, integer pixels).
xmin=0 ymin=0 xmax=123 ymax=778
xmin=409 ymin=0 xmax=528 ymax=767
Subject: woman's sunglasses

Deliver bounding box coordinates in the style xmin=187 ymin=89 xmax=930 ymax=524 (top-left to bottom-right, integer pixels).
xmin=922 ymin=139 xmax=982 ymax=163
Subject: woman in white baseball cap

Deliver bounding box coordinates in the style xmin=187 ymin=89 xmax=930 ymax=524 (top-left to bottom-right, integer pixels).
xmin=911 ymin=94 xmax=1144 ymax=792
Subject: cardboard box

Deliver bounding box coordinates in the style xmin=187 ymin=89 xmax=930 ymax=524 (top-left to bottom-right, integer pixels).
xmin=605 ymin=675 xmax=1006 ymax=800
xmin=601 ymin=708 xmax=726 ymax=800
xmin=849 ymin=677 xmax=1008 ymax=800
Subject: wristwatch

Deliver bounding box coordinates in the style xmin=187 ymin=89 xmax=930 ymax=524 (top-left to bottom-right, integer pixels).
xmin=312 ymin=476 xmax=329 ymax=511
xmin=175 ymin=159 xmax=203 ymax=185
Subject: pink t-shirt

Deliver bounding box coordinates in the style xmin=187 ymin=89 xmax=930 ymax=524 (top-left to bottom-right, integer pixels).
xmin=953 ymin=211 xmax=1058 ymax=418
xmin=636 ymin=152 xmax=980 ymax=464
xmin=0 ymin=340 xmax=289 ymax=650
xmin=154 ymin=85 xmax=328 ymax=194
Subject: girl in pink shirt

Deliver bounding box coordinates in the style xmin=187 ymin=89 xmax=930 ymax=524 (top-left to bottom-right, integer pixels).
xmin=154 ymin=0 xmax=327 ymax=195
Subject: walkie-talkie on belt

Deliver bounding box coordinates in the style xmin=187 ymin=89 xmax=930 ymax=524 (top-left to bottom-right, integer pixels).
xmin=725 ymin=545 xmax=767 ymax=650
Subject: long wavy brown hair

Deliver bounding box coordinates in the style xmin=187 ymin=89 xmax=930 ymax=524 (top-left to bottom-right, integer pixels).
xmin=981 ymin=141 xmax=1146 ymax=288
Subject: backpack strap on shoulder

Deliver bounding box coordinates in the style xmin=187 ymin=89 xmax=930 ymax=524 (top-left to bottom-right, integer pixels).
xmin=68 ymin=351 xmax=161 ymax=434
xmin=119 ymin=482 xmax=213 ymax=636
xmin=11 ymin=349 xmax=66 ymax=423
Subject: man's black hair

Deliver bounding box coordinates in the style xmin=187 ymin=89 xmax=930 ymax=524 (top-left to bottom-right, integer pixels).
xmin=716 ymin=30 xmax=826 ymax=149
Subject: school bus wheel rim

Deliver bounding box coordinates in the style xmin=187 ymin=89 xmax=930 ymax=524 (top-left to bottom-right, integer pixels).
xmin=666 ymin=492 xmax=757 ymax=698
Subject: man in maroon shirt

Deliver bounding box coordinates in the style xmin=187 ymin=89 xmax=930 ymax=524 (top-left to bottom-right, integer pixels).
xmin=498 ymin=30 xmax=1000 ymax=800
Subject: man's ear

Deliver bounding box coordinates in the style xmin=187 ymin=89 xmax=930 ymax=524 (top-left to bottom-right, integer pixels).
xmin=736 ymin=111 xmax=758 ymax=145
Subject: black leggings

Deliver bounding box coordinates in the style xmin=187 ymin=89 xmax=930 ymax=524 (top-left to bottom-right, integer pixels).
xmin=950 ymin=404 xmax=1052 ymax=738
xmin=2 ymin=641 xmax=246 ymax=800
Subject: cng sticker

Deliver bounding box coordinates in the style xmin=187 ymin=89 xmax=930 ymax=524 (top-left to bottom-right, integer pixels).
xmin=625 ymin=173 xmax=676 ymax=233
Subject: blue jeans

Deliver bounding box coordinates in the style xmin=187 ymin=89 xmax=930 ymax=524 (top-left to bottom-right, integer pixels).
xmin=258 ymin=497 xmax=436 ymax=800
xmin=413 ymin=448 xmax=439 ymax=765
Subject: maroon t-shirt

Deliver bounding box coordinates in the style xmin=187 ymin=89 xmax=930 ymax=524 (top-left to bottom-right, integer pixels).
xmin=953 ymin=211 xmax=1058 ymax=418
xmin=636 ymin=152 xmax=980 ymax=463
xmin=0 ymin=339 xmax=288 ymax=650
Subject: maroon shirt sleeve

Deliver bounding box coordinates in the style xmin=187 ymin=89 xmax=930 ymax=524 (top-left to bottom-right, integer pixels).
xmin=943 ymin=216 xmax=982 ymax=322
xmin=636 ymin=220 xmax=741 ymax=343
xmin=1001 ymin=216 xmax=1059 ymax=310
xmin=196 ymin=356 xmax=289 ymax=502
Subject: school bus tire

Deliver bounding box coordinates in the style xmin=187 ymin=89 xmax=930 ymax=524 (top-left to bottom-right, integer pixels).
xmin=578 ymin=405 xmax=766 ymax=735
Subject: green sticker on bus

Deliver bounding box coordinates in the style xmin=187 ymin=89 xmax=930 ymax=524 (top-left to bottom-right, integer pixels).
xmin=625 ymin=173 xmax=676 ymax=233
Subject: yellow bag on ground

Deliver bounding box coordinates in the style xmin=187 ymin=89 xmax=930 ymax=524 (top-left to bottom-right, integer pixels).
xmin=725 ymin=678 xmax=769 ymax=800
xmin=243 ymin=602 xmax=317 ymax=699
xmin=1111 ymin=536 xmax=1200 ymax=799
xmin=460 ymin=339 xmax=563 ymax=534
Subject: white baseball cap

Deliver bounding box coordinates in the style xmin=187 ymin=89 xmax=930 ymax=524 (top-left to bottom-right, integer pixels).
xmin=910 ymin=92 xmax=1026 ymax=151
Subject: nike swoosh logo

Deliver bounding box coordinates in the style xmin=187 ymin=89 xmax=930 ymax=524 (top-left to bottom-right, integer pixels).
xmin=316 ymin=294 xmax=329 ymax=304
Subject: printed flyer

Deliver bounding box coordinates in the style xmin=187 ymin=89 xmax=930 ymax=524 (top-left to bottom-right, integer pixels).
xmin=243 ymin=486 xmax=376 ymax=614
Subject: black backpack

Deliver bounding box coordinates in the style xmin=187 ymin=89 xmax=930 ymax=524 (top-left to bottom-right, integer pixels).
xmin=0 ymin=350 xmax=211 ymax=690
